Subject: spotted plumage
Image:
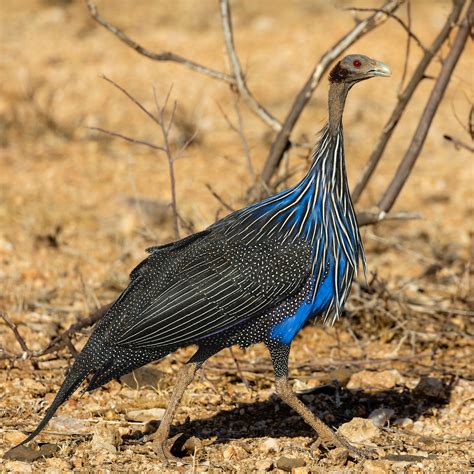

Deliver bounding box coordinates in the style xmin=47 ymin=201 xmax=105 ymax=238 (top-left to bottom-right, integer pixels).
xmin=10 ymin=54 xmax=391 ymax=460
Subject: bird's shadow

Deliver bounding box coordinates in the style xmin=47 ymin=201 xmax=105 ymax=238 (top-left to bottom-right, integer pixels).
xmin=125 ymin=377 xmax=453 ymax=447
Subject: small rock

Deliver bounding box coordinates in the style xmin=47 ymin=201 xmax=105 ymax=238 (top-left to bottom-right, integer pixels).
xmin=293 ymin=378 xmax=322 ymax=394
xmin=293 ymin=468 xmax=310 ymax=474
xmin=393 ymin=417 xmax=414 ymax=429
xmin=369 ymin=408 xmax=395 ymax=427
xmin=222 ymin=445 xmax=247 ymax=461
xmin=414 ymin=376 xmax=446 ymax=399
xmin=363 ymin=460 xmax=391 ymax=473
xmin=125 ymin=408 xmax=165 ymax=422
xmin=3 ymin=431 xmax=26 ymax=446
xmin=91 ymin=421 xmax=121 ymax=454
xmin=21 ymin=379 xmax=47 ymax=395
xmin=255 ymin=459 xmax=273 ymax=471
xmin=3 ymin=443 xmax=59 ymax=462
xmin=49 ymin=415 xmax=90 ymax=434
xmin=4 ymin=461 xmax=33 ymax=473
xmin=327 ymin=447 xmax=348 ymax=464
xmin=276 ymin=456 xmax=306 ymax=472
xmin=337 ymin=418 xmax=380 ymax=444
xmin=347 ymin=370 xmax=403 ymax=391
xmin=182 ymin=436 xmax=203 ymax=455
xmin=259 ymin=437 xmax=280 ymax=454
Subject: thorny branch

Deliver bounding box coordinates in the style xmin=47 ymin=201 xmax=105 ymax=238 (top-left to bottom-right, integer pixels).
xmin=352 ymin=0 xmax=466 ymax=203
xmin=260 ymin=0 xmax=402 ymax=187
xmin=378 ymin=2 xmax=472 ymax=212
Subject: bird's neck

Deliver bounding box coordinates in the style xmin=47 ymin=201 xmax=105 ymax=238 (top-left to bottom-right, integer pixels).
xmin=328 ymin=81 xmax=349 ymax=136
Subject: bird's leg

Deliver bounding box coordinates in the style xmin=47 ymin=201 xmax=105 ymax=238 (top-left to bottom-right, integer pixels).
xmin=145 ymin=362 xmax=199 ymax=463
xmin=267 ymin=341 xmax=373 ymax=460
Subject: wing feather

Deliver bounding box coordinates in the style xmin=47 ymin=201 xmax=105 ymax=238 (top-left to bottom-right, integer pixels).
xmin=112 ymin=235 xmax=311 ymax=348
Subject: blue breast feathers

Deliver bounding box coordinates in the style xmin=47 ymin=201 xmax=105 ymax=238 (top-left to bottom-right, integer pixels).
xmin=271 ymin=254 xmax=347 ymax=345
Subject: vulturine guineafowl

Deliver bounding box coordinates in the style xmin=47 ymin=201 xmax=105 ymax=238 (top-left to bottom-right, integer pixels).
xmin=8 ymin=54 xmax=391 ymax=462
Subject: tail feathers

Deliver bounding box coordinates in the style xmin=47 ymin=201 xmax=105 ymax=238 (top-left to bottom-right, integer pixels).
xmin=15 ymin=363 xmax=90 ymax=447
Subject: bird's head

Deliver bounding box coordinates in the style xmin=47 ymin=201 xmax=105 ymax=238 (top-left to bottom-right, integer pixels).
xmin=329 ymin=54 xmax=391 ymax=84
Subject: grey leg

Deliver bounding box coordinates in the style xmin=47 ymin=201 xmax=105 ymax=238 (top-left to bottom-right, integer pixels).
xmin=267 ymin=341 xmax=373 ymax=459
xmin=146 ymin=362 xmax=199 ymax=463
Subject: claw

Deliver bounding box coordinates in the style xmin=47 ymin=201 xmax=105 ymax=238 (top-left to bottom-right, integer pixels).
xmin=148 ymin=432 xmax=186 ymax=464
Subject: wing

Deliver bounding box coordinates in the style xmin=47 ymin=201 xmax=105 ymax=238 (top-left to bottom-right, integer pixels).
xmin=111 ymin=234 xmax=311 ymax=348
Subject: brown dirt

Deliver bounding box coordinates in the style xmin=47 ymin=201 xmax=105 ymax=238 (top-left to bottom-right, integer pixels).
xmin=0 ymin=1 xmax=472 ymax=473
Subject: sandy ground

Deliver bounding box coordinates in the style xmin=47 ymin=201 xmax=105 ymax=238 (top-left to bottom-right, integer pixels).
xmin=0 ymin=1 xmax=473 ymax=472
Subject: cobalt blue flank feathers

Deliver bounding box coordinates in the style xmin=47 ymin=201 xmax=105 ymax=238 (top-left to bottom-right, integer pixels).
xmin=7 ymin=54 xmax=391 ymax=462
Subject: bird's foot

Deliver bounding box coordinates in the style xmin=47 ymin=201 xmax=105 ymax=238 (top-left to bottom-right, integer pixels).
xmin=146 ymin=432 xmax=184 ymax=464
xmin=315 ymin=432 xmax=376 ymax=462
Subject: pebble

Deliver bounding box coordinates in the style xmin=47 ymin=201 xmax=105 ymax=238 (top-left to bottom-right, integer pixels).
xmin=125 ymin=408 xmax=165 ymax=422
xmin=363 ymin=460 xmax=391 ymax=473
xmin=3 ymin=430 xmax=26 ymax=446
xmin=414 ymin=376 xmax=446 ymax=399
xmin=90 ymin=421 xmax=122 ymax=454
xmin=369 ymin=408 xmax=395 ymax=427
xmin=259 ymin=437 xmax=280 ymax=454
xmin=48 ymin=415 xmax=90 ymax=434
xmin=255 ymin=459 xmax=273 ymax=471
xmin=337 ymin=417 xmax=380 ymax=443
xmin=276 ymin=456 xmax=306 ymax=472
xmin=347 ymin=370 xmax=403 ymax=391
xmin=393 ymin=417 xmax=414 ymax=429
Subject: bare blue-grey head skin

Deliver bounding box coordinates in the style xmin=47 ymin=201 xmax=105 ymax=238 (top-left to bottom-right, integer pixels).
xmin=6 ymin=54 xmax=391 ymax=463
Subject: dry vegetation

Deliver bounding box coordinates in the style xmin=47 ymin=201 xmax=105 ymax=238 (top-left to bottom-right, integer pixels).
xmin=0 ymin=0 xmax=473 ymax=472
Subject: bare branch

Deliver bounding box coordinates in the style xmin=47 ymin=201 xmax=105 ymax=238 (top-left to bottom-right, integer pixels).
xmin=86 ymin=0 xmax=234 ymax=84
xmin=0 ymin=310 xmax=31 ymax=357
xmin=260 ymin=0 xmax=402 ymax=186
xmin=152 ymin=89 xmax=181 ymax=239
xmin=88 ymin=127 xmax=165 ymax=152
xmin=443 ymin=134 xmax=474 ymax=153
xmin=356 ymin=210 xmax=421 ymax=227
xmin=378 ymin=3 xmax=472 ymax=212
xmin=219 ymin=0 xmax=281 ymax=132
xmin=217 ymin=96 xmax=256 ymax=182
xmin=352 ymin=0 xmax=465 ymax=203
xmin=42 ymin=304 xmax=111 ymax=356
xmin=343 ymin=4 xmax=429 ymax=53
xmin=399 ymin=0 xmax=412 ymax=93
xmin=205 ymin=183 xmax=235 ymax=213
xmin=102 ymin=75 xmax=160 ymax=127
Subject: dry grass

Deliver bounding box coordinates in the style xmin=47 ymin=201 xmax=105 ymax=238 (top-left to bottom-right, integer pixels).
xmin=0 ymin=1 xmax=472 ymax=472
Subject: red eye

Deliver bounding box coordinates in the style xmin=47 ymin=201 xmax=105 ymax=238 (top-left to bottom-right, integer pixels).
xmin=353 ymin=59 xmax=362 ymax=68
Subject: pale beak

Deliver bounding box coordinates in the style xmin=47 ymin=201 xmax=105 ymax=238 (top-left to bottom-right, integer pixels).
xmin=369 ymin=61 xmax=391 ymax=77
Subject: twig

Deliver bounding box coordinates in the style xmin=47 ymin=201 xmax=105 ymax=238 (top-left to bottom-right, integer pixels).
xmin=91 ymin=76 xmax=185 ymax=239
xmin=42 ymin=304 xmax=111 ymax=356
xmin=356 ymin=210 xmax=421 ymax=227
xmin=153 ymin=87 xmax=181 ymax=239
xmin=443 ymin=134 xmax=474 ymax=153
xmin=399 ymin=0 xmax=412 ymax=92
xmin=260 ymin=0 xmax=401 ymax=186
xmin=343 ymin=4 xmax=428 ymax=53
xmin=217 ymin=96 xmax=256 ymax=182
xmin=0 ymin=310 xmax=31 ymax=357
xmin=88 ymin=127 xmax=165 ymax=152
xmin=352 ymin=0 xmax=465 ymax=203
xmin=219 ymin=0 xmax=281 ymax=132
xmin=378 ymin=4 xmax=472 ymax=211
xmin=86 ymin=1 xmax=234 ymax=84
xmin=228 ymin=347 xmax=252 ymax=391
xmin=205 ymin=183 xmax=235 ymax=213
